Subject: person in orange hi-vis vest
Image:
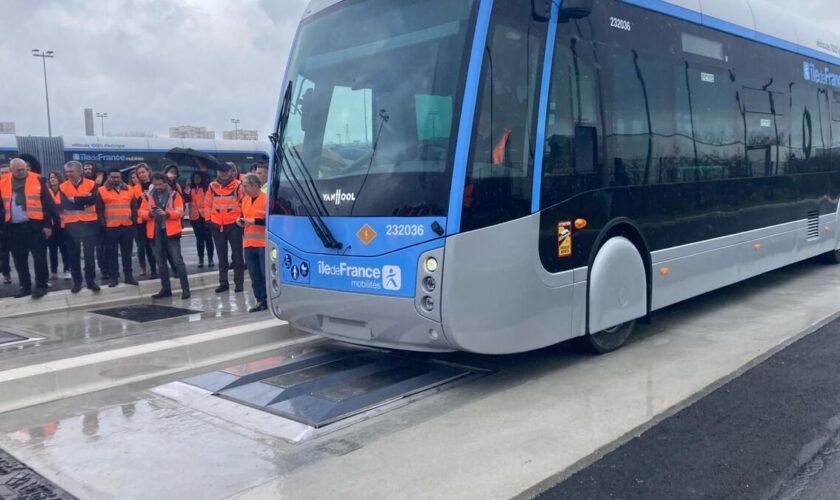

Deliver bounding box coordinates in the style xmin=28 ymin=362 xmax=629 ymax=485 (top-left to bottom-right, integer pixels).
xmin=60 ymin=161 xmax=102 ymax=294
xmin=203 ymin=162 xmax=245 ymax=294
xmin=0 ymin=158 xmax=59 ymax=298
xmin=184 ymin=171 xmax=214 ymax=268
xmin=46 ymin=171 xmax=70 ymax=282
xmin=97 ymin=168 xmax=139 ymax=287
xmin=238 ymin=174 xmax=267 ymax=312
xmin=0 ymin=163 xmax=12 ymax=285
xmin=138 ymin=173 xmax=190 ymax=300
xmin=131 ymin=163 xmax=157 ymax=278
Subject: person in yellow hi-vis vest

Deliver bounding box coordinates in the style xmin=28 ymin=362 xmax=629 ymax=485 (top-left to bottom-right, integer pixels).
xmin=237 ymin=174 xmax=267 ymax=312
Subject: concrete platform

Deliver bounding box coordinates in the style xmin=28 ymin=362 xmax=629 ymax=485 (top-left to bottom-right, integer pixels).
xmin=0 ymin=287 xmax=310 ymax=414
xmin=0 ymin=259 xmax=838 ymax=499
xmin=0 ymin=232 xmax=228 ymax=300
xmin=0 ymin=270 xmax=249 ymax=319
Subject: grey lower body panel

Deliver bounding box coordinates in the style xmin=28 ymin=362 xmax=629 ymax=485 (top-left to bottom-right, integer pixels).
xmin=440 ymin=215 xmax=585 ymax=354
xmin=273 ymin=283 xmax=456 ymax=352
xmin=269 ymin=212 xmax=839 ymax=355
xmin=651 ymin=215 xmax=838 ymax=311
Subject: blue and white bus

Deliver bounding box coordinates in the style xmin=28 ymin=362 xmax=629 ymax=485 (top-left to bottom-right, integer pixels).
xmin=267 ymin=0 xmax=840 ymax=354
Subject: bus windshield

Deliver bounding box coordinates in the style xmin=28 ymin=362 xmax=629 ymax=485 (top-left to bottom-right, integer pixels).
xmin=271 ymin=0 xmax=477 ymax=218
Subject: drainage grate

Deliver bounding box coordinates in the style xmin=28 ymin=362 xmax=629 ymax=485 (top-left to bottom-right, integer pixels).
xmin=0 ymin=448 xmax=76 ymax=499
xmin=92 ymin=304 xmax=201 ymax=323
xmin=184 ymin=349 xmax=484 ymax=428
xmin=0 ymin=331 xmax=26 ymax=345
xmin=808 ymin=210 xmax=820 ymax=240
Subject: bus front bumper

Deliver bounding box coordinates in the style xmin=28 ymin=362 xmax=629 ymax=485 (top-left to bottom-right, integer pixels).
xmin=270 ymin=284 xmax=456 ymax=353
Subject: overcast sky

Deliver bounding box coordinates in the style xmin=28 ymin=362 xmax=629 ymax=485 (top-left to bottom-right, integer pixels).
xmin=0 ymin=0 xmax=837 ymax=139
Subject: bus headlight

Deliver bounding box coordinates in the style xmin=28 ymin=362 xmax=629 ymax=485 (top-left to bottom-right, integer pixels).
xmin=424 ymin=257 xmax=438 ymax=273
xmin=270 ymin=247 xmax=278 ymax=262
xmin=423 ymin=276 xmax=436 ymax=292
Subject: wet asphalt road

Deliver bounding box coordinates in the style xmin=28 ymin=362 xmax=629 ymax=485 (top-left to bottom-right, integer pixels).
xmin=537 ymin=315 xmax=840 ymax=500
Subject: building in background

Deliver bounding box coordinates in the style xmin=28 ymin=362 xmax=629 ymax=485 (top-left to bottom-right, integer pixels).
xmin=223 ymin=129 xmax=259 ymax=141
xmin=169 ymin=126 xmax=215 ymax=139
xmin=0 ymin=122 xmax=15 ymax=135
xmin=84 ymin=109 xmax=95 ymax=136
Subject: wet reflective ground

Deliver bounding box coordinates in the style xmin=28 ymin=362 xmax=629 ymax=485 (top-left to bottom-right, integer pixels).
xmin=0 ymin=260 xmax=839 ymax=499
xmin=0 ymin=287 xmax=269 ymax=371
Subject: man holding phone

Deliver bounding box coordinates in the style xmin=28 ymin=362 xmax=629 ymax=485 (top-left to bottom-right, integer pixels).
xmin=138 ymin=172 xmax=190 ymax=299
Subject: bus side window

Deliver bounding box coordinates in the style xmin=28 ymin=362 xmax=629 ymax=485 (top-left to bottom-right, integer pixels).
xmin=461 ymin=0 xmax=549 ymax=232
xmin=540 ymin=37 xmax=602 ymax=209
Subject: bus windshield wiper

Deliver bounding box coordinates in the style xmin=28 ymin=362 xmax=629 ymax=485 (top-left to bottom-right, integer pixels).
xmin=270 ymin=81 xmax=343 ymax=250
xmin=350 ymin=108 xmax=389 ymax=215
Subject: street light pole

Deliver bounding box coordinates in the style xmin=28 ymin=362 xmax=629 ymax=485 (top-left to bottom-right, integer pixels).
xmin=31 ymin=49 xmax=55 ymax=137
xmin=96 ymin=113 xmax=108 ymax=136
xmin=231 ymin=118 xmax=240 ymax=140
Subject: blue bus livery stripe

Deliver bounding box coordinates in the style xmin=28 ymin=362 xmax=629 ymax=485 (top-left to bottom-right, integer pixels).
xmin=622 ymin=0 xmax=702 ymax=24
xmin=268 ymin=216 xmax=447 ymax=257
xmin=446 ymin=0 xmax=495 ymax=236
xmin=699 ymin=13 xmax=756 ymax=41
xmin=531 ymin=0 xmax=561 ymax=213
xmin=278 ymin=238 xmax=444 ymax=298
xmin=623 ymin=0 xmax=840 ymax=68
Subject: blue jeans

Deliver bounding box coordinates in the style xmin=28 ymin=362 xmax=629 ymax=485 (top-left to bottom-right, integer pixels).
xmin=244 ymin=247 xmax=266 ymax=303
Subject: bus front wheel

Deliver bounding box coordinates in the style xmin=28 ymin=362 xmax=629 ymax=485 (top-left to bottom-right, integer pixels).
xmin=583 ymin=320 xmax=636 ymax=354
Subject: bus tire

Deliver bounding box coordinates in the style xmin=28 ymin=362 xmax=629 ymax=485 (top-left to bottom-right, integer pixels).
xmin=821 ymin=249 xmax=840 ymax=264
xmin=582 ymin=320 xmax=636 ymax=354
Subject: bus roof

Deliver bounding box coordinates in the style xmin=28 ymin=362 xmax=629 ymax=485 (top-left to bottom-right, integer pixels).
xmin=305 ymin=0 xmax=839 ymax=66
xmin=630 ymin=0 xmax=839 ymax=65
xmin=302 ymin=0 xmax=343 ymax=20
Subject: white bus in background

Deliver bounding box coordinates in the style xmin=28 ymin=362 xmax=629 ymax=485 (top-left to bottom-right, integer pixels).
xmin=2 ymin=135 xmax=270 ymax=182
xmin=62 ymin=136 xmax=270 ymax=181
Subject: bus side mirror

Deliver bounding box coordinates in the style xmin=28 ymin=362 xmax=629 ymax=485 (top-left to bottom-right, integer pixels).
xmin=298 ymin=88 xmax=314 ymax=133
xmin=559 ymin=0 xmax=594 ymax=21
xmin=532 ymin=0 xmax=551 ymax=21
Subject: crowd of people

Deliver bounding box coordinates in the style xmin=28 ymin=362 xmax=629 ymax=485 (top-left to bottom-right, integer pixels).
xmin=0 ymin=155 xmax=270 ymax=313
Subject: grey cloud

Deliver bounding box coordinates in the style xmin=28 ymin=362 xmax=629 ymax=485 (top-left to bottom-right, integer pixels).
xmin=0 ymin=0 xmax=307 ymax=137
